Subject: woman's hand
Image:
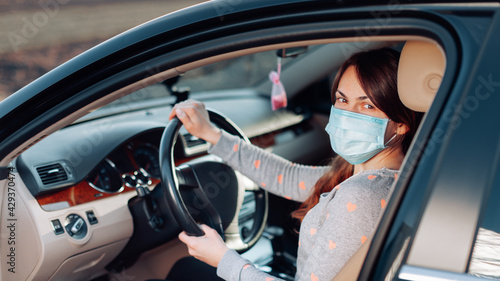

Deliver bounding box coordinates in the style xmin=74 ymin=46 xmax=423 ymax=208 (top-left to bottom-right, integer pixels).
xmin=168 ymin=100 xmax=221 ymax=145
xmin=178 ymin=224 xmax=229 ymax=268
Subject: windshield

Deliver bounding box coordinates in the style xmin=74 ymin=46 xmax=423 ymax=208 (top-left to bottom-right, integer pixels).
xmin=75 ymin=47 xmax=303 ymax=123
xmin=177 ymin=51 xmax=283 ymax=92
xmin=106 ymin=49 xmax=295 ymax=106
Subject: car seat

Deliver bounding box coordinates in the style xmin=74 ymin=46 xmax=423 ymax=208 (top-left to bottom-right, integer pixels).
xmin=331 ymin=39 xmax=446 ymax=281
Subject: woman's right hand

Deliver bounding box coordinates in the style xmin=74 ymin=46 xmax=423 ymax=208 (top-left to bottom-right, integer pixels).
xmin=168 ymin=100 xmax=222 ymax=145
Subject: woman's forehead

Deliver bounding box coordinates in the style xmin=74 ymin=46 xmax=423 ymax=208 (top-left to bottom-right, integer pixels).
xmin=337 ymin=66 xmax=367 ymax=99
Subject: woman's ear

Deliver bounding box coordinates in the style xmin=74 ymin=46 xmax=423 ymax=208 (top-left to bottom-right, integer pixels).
xmin=397 ymin=123 xmax=410 ymax=135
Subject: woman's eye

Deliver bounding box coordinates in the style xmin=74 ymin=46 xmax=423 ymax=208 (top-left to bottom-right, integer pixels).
xmin=363 ymin=104 xmax=375 ymax=110
xmin=337 ymin=97 xmax=347 ymax=103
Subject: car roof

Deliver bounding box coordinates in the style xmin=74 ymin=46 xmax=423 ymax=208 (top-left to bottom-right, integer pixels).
xmin=1 ymin=0 xmax=496 ymax=105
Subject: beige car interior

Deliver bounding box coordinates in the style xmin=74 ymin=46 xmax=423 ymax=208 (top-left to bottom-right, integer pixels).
xmin=331 ymin=40 xmax=446 ymax=281
xmin=0 ymin=37 xmax=445 ymax=281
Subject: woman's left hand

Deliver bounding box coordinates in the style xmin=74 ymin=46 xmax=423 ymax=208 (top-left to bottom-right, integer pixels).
xmin=178 ymin=224 xmax=229 ymax=268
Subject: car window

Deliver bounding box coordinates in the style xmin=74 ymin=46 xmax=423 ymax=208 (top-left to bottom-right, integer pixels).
xmin=74 ymin=49 xmax=296 ymax=123
xmin=77 ymin=48 xmax=299 ymax=123
xmin=468 ymin=171 xmax=500 ymax=279
xmin=110 ymin=50 xmax=294 ymax=105
xmin=176 ymin=50 xmax=291 ymax=92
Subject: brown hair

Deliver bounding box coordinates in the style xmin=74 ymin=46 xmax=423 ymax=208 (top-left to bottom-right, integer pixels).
xmin=291 ymin=48 xmax=424 ymax=222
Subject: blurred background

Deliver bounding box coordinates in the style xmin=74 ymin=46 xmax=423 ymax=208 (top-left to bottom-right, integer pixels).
xmin=0 ymin=0 xmax=205 ymax=101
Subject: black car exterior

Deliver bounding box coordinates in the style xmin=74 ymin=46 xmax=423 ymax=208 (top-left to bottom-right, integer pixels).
xmin=1 ymin=1 xmax=500 ymax=280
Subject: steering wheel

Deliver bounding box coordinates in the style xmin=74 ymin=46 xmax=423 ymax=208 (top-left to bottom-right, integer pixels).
xmin=159 ymin=110 xmax=268 ymax=251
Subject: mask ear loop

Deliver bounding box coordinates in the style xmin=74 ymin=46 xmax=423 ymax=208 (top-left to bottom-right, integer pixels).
xmin=384 ymin=133 xmax=399 ymax=147
xmin=384 ymin=119 xmax=399 ymax=147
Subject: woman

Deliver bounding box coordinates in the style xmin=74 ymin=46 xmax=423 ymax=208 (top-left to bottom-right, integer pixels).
xmin=168 ymin=47 xmax=423 ymax=281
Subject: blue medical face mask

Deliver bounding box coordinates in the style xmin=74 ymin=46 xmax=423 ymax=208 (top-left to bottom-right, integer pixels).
xmin=325 ymin=106 xmax=397 ymax=165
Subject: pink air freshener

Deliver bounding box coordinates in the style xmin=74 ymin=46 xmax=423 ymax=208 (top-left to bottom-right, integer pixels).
xmin=269 ymin=58 xmax=287 ymax=110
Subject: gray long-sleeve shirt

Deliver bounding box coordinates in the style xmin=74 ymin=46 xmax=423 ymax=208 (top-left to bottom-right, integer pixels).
xmin=210 ymin=131 xmax=396 ymax=281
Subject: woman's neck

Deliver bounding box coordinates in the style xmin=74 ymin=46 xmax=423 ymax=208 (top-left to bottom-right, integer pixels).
xmin=353 ymin=147 xmax=405 ymax=174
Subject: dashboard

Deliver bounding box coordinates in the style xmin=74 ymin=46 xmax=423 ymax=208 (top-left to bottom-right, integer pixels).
xmin=10 ymin=94 xmax=330 ymax=280
xmin=33 ymin=129 xmax=165 ymax=210
xmin=17 ymin=95 xmax=318 ymax=209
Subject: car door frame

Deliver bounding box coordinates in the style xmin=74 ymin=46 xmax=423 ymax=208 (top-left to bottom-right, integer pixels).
xmin=365 ymin=5 xmax=500 ymax=281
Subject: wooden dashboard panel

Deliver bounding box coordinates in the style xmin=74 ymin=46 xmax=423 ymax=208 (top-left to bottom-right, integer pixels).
xmin=35 ymin=133 xmax=276 ymax=208
xmin=36 ymin=181 xmax=137 ymax=207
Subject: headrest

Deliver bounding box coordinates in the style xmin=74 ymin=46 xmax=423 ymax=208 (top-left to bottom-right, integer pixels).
xmin=397 ymin=41 xmax=446 ymax=112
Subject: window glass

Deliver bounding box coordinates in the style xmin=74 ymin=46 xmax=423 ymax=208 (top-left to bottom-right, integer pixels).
xmin=176 ymin=50 xmax=290 ymax=92
xmin=80 ymin=49 xmax=297 ymax=121
xmin=469 ymin=172 xmax=500 ymax=279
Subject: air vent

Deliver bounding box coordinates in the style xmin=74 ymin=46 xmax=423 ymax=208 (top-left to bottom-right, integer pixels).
xmin=36 ymin=163 xmax=68 ymax=185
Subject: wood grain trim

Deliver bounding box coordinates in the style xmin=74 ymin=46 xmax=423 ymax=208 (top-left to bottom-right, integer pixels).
xmin=35 ymin=132 xmax=278 ymax=208
xmin=36 ymin=180 xmax=160 ymax=208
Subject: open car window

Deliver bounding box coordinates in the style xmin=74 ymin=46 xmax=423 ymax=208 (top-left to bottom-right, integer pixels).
xmin=469 ymin=171 xmax=500 ymax=279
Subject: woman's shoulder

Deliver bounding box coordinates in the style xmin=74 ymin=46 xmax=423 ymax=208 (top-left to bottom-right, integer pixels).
xmin=340 ymin=168 xmax=398 ymax=193
xmin=353 ymin=168 xmax=399 ymax=180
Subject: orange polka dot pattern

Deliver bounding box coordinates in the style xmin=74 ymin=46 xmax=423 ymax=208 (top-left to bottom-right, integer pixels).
xmin=210 ymin=132 xmax=397 ymax=281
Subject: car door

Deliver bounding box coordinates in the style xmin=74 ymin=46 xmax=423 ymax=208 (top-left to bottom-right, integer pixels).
xmin=364 ymin=4 xmax=500 ymax=281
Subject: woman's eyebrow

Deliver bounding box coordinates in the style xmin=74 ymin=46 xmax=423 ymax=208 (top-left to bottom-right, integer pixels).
xmin=336 ymin=90 xmax=368 ymax=101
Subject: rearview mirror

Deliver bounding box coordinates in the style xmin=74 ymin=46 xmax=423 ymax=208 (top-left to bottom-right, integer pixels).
xmin=276 ymin=46 xmax=308 ymax=58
